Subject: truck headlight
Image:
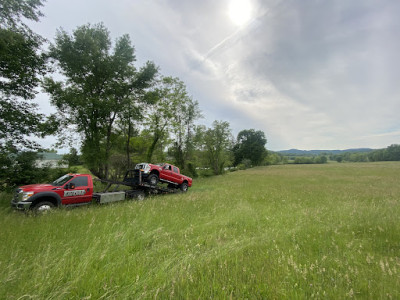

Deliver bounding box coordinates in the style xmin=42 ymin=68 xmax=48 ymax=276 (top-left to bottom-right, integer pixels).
xmin=22 ymin=191 xmax=35 ymax=201
xmin=143 ymin=165 xmax=151 ymax=174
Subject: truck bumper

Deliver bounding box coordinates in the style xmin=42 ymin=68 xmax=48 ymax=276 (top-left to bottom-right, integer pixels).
xmin=11 ymin=200 xmax=32 ymax=210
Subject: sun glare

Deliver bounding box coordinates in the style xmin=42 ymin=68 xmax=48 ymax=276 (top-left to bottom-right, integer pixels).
xmin=228 ymin=0 xmax=252 ymax=26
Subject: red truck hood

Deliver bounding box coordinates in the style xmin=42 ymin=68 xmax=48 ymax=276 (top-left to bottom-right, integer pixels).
xmin=19 ymin=184 xmax=56 ymax=192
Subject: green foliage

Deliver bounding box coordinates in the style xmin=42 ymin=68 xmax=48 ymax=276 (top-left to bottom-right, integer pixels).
xmin=0 ymin=0 xmax=44 ymax=29
xmin=265 ymin=151 xmax=287 ymax=165
xmin=0 ymin=150 xmax=77 ymax=190
xmin=0 ymin=0 xmax=51 ymax=150
xmin=1 ymin=163 xmax=399 ymax=298
xmin=0 ymin=97 xmax=44 ymax=149
xmin=62 ymin=148 xmax=81 ymax=167
xmin=314 ymin=155 xmax=328 ymax=164
xmin=1 ymin=150 xmax=39 ymax=190
xmin=233 ymin=129 xmax=267 ymax=166
xmin=197 ymin=168 xmax=214 ymax=177
xmin=166 ymin=78 xmax=202 ymax=171
xmin=331 ymin=145 xmax=400 ymax=163
xmin=0 ymin=28 xmax=44 ymax=100
xmin=144 ymin=76 xmax=190 ymax=163
xmin=368 ymin=144 xmax=400 ymax=162
xmin=197 ymin=120 xmax=233 ymax=175
xmin=237 ymin=158 xmax=252 ymax=170
xmin=335 ymin=155 xmax=343 ymax=163
xmin=293 ymin=155 xmax=327 ymax=164
xmin=293 ymin=157 xmax=313 ymax=164
xmin=43 ymin=23 xmax=157 ymax=178
xmin=182 ymin=161 xmax=198 ymax=178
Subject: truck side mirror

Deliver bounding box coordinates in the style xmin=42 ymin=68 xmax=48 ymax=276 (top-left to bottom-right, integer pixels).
xmin=66 ymin=183 xmax=75 ymax=189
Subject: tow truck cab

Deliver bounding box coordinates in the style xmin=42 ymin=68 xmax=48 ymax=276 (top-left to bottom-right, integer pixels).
xmin=11 ymin=174 xmax=94 ymax=211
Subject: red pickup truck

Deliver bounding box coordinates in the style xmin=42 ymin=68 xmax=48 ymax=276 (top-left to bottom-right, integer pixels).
xmin=135 ymin=163 xmax=192 ymax=191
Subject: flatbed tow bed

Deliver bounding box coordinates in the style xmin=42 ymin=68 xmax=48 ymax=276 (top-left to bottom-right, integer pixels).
xmin=92 ymin=169 xmax=182 ymax=204
xmin=11 ymin=169 xmax=186 ymax=211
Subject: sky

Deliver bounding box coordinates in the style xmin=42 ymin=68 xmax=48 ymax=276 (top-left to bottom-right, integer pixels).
xmin=29 ymin=0 xmax=400 ymax=151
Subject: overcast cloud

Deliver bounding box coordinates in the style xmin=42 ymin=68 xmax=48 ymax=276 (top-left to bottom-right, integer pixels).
xmin=30 ymin=0 xmax=400 ymax=151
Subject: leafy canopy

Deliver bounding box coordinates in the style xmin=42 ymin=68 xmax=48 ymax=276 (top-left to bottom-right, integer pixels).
xmin=43 ymin=23 xmax=157 ymax=178
xmin=233 ymin=129 xmax=267 ymax=166
xmin=0 ymin=0 xmax=48 ymax=150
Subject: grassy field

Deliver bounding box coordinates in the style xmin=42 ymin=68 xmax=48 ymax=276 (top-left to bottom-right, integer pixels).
xmin=1 ymin=162 xmax=399 ymax=299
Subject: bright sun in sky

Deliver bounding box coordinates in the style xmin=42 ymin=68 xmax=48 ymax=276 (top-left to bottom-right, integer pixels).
xmin=228 ymin=0 xmax=253 ymax=26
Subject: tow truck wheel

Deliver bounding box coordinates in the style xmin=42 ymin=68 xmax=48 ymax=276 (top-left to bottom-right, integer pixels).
xmin=34 ymin=201 xmax=55 ymax=212
xmin=137 ymin=192 xmax=145 ymax=201
xmin=180 ymin=182 xmax=188 ymax=192
xmin=148 ymin=174 xmax=159 ymax=186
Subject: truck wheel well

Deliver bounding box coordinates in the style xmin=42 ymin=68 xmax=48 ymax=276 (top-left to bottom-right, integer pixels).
xmin=150 ymin=170 xmax=159 ymax=177
xmin=32 ymin=197 xmax=58 ymax=209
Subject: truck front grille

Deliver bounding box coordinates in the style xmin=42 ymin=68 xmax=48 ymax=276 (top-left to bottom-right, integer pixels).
xmin=14 ymin=189 xmax=23 ymax=202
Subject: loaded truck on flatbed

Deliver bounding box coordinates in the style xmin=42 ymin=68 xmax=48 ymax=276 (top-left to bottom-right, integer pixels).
xmin=11 ymin=165 xmax=192 ymax=212
xmin=134 ymin=162 xmax=192 ymax=191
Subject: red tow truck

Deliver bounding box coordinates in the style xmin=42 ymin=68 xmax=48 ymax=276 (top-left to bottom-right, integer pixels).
xmin=11 ymin=166 xmax=191 ymax=212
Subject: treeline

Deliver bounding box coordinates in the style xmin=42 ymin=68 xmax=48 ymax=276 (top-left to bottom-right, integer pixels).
xmin=330 ymin=144 xmax=400 ymax=163
xmin=0 ymin=1 xmax=270 ymax=189
xmin=266 ymin=153 xmax=328 ymax=165
xmin=269 ymin=144 xmax=400 ymax=164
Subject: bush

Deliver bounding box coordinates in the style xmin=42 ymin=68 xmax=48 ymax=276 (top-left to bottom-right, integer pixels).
xmin=184 ymin=162 xmax=198 ymax=178
xmin=0 ymin=148 xmax=81 ymax=191
xmin=238 ymin=159 xmax=252 ymax=170
xmin=294 ymin=157 xmax=314 ymax=164
xmin=198 ymin=168 xmax=214 ymax=177
xmin=0 ymin=151 xmax=51 ymax=191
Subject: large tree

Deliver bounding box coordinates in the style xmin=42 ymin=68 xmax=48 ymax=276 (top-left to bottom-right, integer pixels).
xmin=167 ymin=78 xmax=202 ymax=172
xmin=233 ymin=129 xmax=267 ymax=166
xmin=144 ymin=76 xmax=191 ymax=163
xmin=43 ymin=23 xmax=157 ymax=178
xmin=199 ymin=120 xmax=233 ymax=175
xmin=0 ymin=0 xmax=48 ymax=150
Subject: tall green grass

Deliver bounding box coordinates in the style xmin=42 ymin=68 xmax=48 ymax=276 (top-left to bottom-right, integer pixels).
xmin=1 ymin=162 xmax=399 ymax=299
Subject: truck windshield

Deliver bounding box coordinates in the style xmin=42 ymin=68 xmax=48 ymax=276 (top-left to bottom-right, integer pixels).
xmin=52 ymin=174 xmax=74 ymax=186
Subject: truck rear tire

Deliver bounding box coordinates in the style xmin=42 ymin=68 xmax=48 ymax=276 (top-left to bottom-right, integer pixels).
xmin=148 ymin=174 xmax=159 ymax=186
xmin=180 ymin=182 xmax=188 ymax=192
xmin=33 ymin=201 xmax=55 ymax=212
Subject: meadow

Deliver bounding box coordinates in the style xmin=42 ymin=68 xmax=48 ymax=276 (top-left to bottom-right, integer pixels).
xmin=0 ymin=162 xmax=399 ymax=299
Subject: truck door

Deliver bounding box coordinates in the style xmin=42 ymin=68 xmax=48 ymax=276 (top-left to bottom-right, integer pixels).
xmin=171 ymin=166 xmax=182 ymax=183
xmin=61 ymin=176 xmax=92 ymax=205
xmin=162 ymin=164 xmax=174 ymax=181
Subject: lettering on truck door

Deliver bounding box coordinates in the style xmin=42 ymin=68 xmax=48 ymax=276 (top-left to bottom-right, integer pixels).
xmin=62 ymin=176 xmax=91 ymax=204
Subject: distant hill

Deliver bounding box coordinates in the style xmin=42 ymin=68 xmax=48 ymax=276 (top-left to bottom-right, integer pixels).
xmin=277 ymin=148 xmax=375 ymax=156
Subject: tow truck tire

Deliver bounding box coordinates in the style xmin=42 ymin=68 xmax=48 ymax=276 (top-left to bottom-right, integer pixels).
xmin=136 ymin=192 xmax=145 ymax=201
xmin=180 ymin=182 xmax=188 ymax=192
xmin=33 ymin=201 xmax=55 ymax=212
xmin=148 ymin=174 xmax=159 ymax=186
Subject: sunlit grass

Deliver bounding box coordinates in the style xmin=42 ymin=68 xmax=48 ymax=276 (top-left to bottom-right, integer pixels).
xmin=1 ymin=162 xmax=399 ymax=298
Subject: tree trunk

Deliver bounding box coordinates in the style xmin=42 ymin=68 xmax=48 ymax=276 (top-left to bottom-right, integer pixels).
xmin=147 ymin=134 xmax=160 ymax=163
